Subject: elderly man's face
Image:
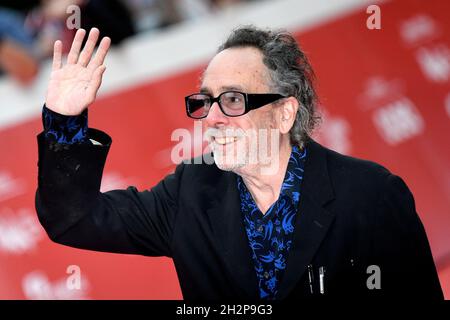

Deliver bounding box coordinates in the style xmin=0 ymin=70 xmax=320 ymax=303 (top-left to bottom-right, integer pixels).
xmin=201 ymin=47 xmax=280 ymax=173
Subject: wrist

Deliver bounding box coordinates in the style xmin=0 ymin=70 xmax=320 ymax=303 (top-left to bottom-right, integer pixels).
xmin=42 ymin=104 xmax=89 ymax=144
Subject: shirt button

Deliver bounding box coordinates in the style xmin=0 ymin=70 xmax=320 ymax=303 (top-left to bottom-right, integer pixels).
xmin=264 ymin=272 xmax=270 ymax=279
xmin=257 ymin=225 xmax=264 ymax=232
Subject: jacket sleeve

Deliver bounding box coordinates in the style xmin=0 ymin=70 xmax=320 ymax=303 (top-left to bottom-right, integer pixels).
xmin=370 ymin=173 xmax=443 ymax=299
xmin=35 ymin=128 xmax=182 ymax=257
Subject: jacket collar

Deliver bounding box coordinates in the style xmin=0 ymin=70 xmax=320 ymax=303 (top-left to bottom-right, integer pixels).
xmin=206 ymin=139 xmax=336 ymax=300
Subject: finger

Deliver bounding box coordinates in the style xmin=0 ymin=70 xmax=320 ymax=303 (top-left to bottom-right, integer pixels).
xmin=78 ymin=28 xmax=100 ymax=67
xmin=52 ymin=40 xmax=62 ymax=71
xmin=88 ymin=37 xmax=111 ymax=70
xmin=67 ymin=28 xmax=86 ymax=64
xmin=86 ymin=65 xmax=106 ymax=100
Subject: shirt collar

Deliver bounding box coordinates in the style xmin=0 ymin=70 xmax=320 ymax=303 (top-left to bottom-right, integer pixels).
xmin=237 ymin=145 xmax=307 ymax=215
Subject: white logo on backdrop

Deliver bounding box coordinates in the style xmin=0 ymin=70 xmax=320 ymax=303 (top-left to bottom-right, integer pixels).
xmin=0 ymin=171 xmax=26 ymax=202
xmin=0 ymin=208 xmax=43 ymax=254
xmin=372 ymin=97 xmax=425 ymax=145
xmin=416 ymin=45 xmax=450 ymax=83
xmin=22 ymin=271 xmax=90 ymax=300
xmin=357 ymin=77 xmax=405 ymax=111
xmin=399 ymin=14 xmax=439 ymax=46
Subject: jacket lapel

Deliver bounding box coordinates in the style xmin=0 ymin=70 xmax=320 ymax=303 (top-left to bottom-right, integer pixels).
xmin=206 ymin=171 xmax=260 ymax=300
xmin=277 ymin=139 xmax=336 ymax=299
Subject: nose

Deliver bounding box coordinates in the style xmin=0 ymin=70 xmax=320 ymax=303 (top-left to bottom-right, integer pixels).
xmin=204 ymin=101 xmax=229 ymax=127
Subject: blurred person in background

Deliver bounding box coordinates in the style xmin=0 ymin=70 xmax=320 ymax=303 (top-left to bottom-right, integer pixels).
xmin=0 ymin=0 xmax=254 ymax=85
xmin=123 ymin=0 xmax=187 ymax=32
xmin=0 ymin=1 xmax=40 ymax=84
xmin=122 ymin=0 xmax=255 ymax=33
xmin=0 ymin=0 xmax=134 ymax=85
xmin=26 ymin=0 xmax=135 ymax=55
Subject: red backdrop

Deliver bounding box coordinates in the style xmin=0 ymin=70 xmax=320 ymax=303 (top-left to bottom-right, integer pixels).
xmin=0 ymin=0 xmax=449 ymax=299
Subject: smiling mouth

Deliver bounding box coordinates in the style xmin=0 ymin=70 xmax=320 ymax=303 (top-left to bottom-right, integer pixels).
xmin=213 ymin=136 xmax=238 ymax=145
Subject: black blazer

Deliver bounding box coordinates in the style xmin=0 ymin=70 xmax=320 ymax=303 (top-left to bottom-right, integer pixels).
xmin=35 ymin=129 xmax=443 ymax=300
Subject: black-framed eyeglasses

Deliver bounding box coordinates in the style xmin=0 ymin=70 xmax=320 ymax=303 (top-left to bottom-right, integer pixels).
xmin=185 ymin=91 xmax=287 ymax=119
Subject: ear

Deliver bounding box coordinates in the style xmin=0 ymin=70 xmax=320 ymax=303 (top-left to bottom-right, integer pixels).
xmin=278 ymin=97 xmax=299 ymax=134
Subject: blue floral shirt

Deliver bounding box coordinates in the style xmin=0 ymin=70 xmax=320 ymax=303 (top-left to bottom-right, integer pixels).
xmin=237 ymin=146 xmax=307 ymax=300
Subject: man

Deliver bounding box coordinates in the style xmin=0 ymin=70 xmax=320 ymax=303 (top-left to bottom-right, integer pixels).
xmin=36 ymin=26 xmax=443 ymax=300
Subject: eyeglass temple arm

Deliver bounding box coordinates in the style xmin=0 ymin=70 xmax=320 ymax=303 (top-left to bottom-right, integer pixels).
xmin=246 ymin=94 xmax=286 ymax=110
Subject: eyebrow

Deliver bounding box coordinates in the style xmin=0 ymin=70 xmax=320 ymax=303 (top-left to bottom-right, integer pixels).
xmin=199 ymin=85 xmax=246 ymax=95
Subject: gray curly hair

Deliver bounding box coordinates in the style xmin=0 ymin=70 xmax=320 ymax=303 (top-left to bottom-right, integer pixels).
xmin=218 ymin=25 xmax=320 ymax=147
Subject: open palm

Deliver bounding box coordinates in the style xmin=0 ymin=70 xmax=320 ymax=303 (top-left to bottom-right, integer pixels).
xmin=46 ymin=28 xmax=111 ymax=116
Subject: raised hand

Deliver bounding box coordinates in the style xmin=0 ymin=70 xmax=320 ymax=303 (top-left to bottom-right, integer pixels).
xmin=45 ymin=28 xmax=111 ymax=115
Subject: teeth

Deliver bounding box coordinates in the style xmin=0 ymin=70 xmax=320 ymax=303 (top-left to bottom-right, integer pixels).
xmin=214 ymin=137 xmax=236 ymax=145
